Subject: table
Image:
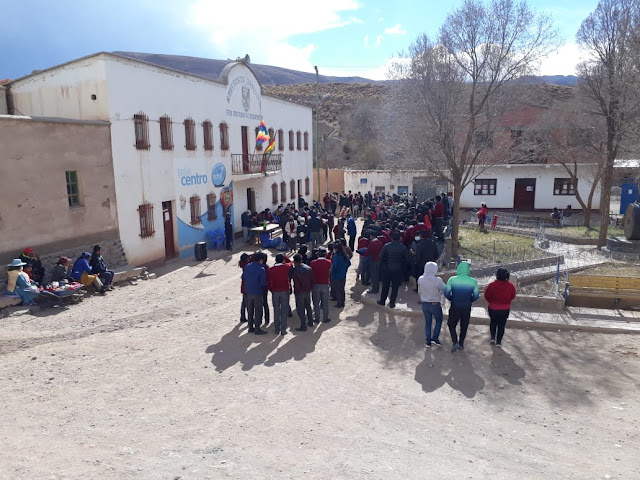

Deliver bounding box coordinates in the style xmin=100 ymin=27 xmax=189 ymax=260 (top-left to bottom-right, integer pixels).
xmin=250 ymin=224 xmax=282 ymax=246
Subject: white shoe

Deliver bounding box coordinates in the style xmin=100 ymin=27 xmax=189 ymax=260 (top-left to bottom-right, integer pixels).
xmin=490 ymin=338 xmax=496 ymax=345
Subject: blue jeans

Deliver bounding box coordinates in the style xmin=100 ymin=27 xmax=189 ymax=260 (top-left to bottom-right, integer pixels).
xmin=422 ymin=302 xmax=443 ymax=342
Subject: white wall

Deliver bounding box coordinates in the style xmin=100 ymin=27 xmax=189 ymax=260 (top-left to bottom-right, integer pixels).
xmin=343 ymin=170 xmax=433 ymax=194
xmin=458 ymin=164 xmax=601 ymax=210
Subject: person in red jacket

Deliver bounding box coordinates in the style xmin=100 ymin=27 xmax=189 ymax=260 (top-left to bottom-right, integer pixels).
xmin=367 ymin=231 xmax=383 ymax=294
xmin=484 ymin=267 xmax=516 ymax=348
xmin=311 ymin=247 xmax=332 ymax=323
xmin=267 ymin=253 xmax=293 ymax=335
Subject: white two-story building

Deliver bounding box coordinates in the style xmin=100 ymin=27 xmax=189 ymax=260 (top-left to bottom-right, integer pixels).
xmin=7 ymin=53 xmax=314 ymax=265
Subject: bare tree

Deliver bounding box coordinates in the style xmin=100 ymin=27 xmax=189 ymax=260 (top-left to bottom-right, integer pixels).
xmin=576 ymin=0 xmax=640 ymax=247
xmin=391 ymin=0 xmax=559 ymax=256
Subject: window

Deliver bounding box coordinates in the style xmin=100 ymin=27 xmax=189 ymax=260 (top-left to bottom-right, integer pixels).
xmin=65 ymin=170 xmax=81 ymax=207
xmin=255 ymin=126 xmax=263 ymax=151
xmin=203 ymin=120 xmax=213 ymax=151
xmin=160 ymin=115 xmax=174 ymax=150
xmin=296 ymin=131 xmax=302 ymax=150
xmin=138 ymin=203 xmax=155 ymax=238
xmin=184 ymin=118 xmax=196 ymax=151
xmin=304 ymin=131 xmax=309 ymax=151
xmin=134 ymin=112 xmax=150 ymax=150
xmin=268 ymin=128 xmax=275 ymax=144
xmin=474 ymin=179 xmax=497 ymax=195
xmin=298 ymin=179 xmax=302 ymax=197
xmin=206 ymin=193 xmax=217 ymax=221
xmin=473 ymin=131 xmax=493 ymax=148
xmin=278 ymin=129 xmax=285 ymax=151
xmin=554 ymin=178 xmax=576 ymax=195
xmin=271 ymin=183 xmax=278 ymax=204
xmin=280 ymin=181 xmax=287 ymax=202
xmin=305 ymin=177 xmax=310 ymax=195
xmin=219 ymin=122 xmax=229 ymax=151
xmin=190 ymin=195 xmax=202 ymax=224
xmin=289 ymin=130 xmax=294 ymax=151
xmin=290 ymin=179 xmax=296 ymax=199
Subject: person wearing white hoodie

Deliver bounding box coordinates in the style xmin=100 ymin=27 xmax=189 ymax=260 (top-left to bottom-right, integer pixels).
xmin=417 ymin=262 xmax=446 ymax=347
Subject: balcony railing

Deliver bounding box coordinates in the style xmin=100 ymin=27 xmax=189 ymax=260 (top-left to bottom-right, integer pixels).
xmin=231 ymin=154 xmax=282 ymax=175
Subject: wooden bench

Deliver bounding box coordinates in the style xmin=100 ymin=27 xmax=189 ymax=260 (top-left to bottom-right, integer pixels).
xmin=566 ymin=274 xmax=640 ymax=309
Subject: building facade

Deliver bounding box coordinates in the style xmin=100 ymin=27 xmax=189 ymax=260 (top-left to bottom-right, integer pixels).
xmin=0 ymin=115 xmax=120 ymax=265
xmin=7 ymin=53 xmax=313 ymax=265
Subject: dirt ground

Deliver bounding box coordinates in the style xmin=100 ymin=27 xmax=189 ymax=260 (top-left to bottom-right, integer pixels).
xmin=1 ymin=247 xmax=639 ymax=480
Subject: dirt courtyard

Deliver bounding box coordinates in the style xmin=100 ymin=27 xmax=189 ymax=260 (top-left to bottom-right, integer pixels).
xmin=1 ymin=249 xmax=639 ymax=479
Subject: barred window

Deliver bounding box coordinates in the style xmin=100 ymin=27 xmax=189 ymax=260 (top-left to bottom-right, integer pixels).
xmin=280 ymin=181 xmax=287 ymax=202
xmin=184 ymin=118 xmax=196 ymax=151
xmin=554 ymin=178 xmax=576 ymax=195
xmin=160 ymin=115 xmax=174 ymax=150
xmin=138 ymin=203 xmax=155 ymax=238
xmin=290 ymin=179 xmax=296 ymax=199
xmin=190 ymin=195 xmax=202 ymax=225
xmin=278 ymin=129 xmax=285 ymax=151
xmin=65 ymin=170 xmax=81 ymax=208
xmin=474 ymin=179 xmax=497 ymax=195
xmin=305 ymin=177 xmax=310 ymax=196
xmin=134 ymin=112 xmax=150 ymax=150
xmin=296 ymin=131 xmax=302 ymax=151
xmin=219 ymin=122 xmax=230 ymax=151
xmin=203 ymin=120 xmax=213 ymax=151
xmin=288 ymin=130 xmax=294 ymax=151
xmin=298 ymin=179 xmax=302 ymax=197
xmin=271 ymin=183 xmax=278 ymax=204
xmin=304 ymin=131 xmax=309 ymax=151
xmin=207 ymin=193 xmax=217 ymax=221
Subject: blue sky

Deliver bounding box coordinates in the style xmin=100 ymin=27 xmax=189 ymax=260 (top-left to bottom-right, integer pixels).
xmin=0 ymin=0 xmax=599 ymax=81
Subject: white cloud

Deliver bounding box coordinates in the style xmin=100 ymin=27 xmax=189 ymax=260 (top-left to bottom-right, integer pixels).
xmin=375 ymin=35 xmax=383 ymax=47
xmin=538 ymin=42 xmax=586 ymax=76
xmin=383 ymin=24 xmax=406 ymax=36
xmin=364 ymin=34 xmax=370 ymax=48
xmin=322 ymin=56 xmax=403 ymax=81
xmin=188 ymin=0 xmax=361 ymax=72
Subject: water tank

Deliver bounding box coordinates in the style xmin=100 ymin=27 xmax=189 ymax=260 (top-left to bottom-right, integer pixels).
xmin=623 ymin=202 xmax=640 ymax=240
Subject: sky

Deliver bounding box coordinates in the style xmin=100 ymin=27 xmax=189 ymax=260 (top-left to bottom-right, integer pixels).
xmin=0 ymin=0 xmax=600 ymax=81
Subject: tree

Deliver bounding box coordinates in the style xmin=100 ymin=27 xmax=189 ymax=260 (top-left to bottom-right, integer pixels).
xmin=391 ymin=0 xmax=559 ymax=257
xmin=576 ymin=0 xmax=640 ymax=247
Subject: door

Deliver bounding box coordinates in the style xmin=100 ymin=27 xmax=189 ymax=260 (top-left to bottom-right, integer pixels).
xmin=513 ymin=178 xmax=536 ymax=211
xmin=375 ymin=186 xmax=385 ymax=195
xmin=413 ymin=177 xmax=437 ymax=202
xmin=397 ymin=186 xmax=409 ymax=195
xmin=246 ymin=188 xmax=256 ymax=213
xmin=241 ymin=126 xmax=249 ymax=173
xmin=162 ymin=201 xmax=176 ymax=258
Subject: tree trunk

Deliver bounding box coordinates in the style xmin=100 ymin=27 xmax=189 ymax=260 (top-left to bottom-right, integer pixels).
xmin=597 ymin=158 xmax=614 ymax=248
xmin=583 ymin=173 xmax=600 ymax=228
xmin=451 ymin=180 xmax=463 ymax=258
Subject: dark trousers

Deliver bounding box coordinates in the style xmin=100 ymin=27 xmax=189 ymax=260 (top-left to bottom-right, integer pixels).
xmin=434 ymin=217 xmax=444 ymax=242
xmin=369 ymin=261 xmax=380 ymax=293
xmin=330 ymin=278 xmax=346 ymax=307
xmin=448 ymin=305 xmax=471 ymax=346
xmin=295 ymin=292 xmax=313 ymax=328
xmin=98 ymin=270 xmax=114 ymax=286
xmin=380 ymin=270 xmax=402 ymax=305
xmin=349 ymin=235 xmax=356 ymax=251
xmin=225 ymin=232 xmax=233 ymax=250
xmin=240 ymin=293 xmax=247 ymax=321
xmin=272 ymin=291 xmax=290 ymax=334
xmin=246 ymin=294 xmax=263 ymax=330
xmin=489 ymin=308 xmax=510 ymax=344
xmin=262 ymin=291 xmax=270 ymax=325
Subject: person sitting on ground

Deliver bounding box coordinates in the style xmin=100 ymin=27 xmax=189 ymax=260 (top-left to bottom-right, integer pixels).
xmin=6 ymin=258 xmax=39 ymax=306
xmin=563 ymin=204 xmax=572 ymax=218
xmin=550 ymin=207 xmax=562 ymax=226
xmin=72 ymin=252 xmax=107 ymax=294
xmin=90 ymin=245 xmax=115 ymax=290
xmin=18 ymin=247 xmax=45 ymax=284
xmin=51 ymin=257 xmax=73 ymax=283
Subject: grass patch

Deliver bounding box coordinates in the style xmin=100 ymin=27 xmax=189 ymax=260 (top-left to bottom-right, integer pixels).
xmin=574 ymin=262 xmax=640 ymax=277
xmin=458 ymin=228 xmax=544 ymax=265
xmin=553 ymin=226 xmax=625 ymax=238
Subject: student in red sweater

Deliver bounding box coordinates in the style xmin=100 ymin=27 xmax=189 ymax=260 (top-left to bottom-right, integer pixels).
xmin=310 ymin=247 xmax=332 ymax=323
xmin=484 ymin=268 xmax=516 ymax=348
xmin=267 ymin=253 xmax=293 ymax=335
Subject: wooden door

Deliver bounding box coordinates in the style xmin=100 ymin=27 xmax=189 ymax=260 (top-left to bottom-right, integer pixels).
xmin=246 ymin=188 xmax=256 ymax=213
xmin=513 ymin=178 xmax=536 ymax=211
xmin=241 ymin=126 xmax=249 ymax=173
xmin=162 ymin=201 xmax=176 ymax=258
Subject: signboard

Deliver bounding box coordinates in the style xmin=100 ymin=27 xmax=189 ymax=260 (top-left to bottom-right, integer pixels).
xmin=360 ymin=178 xmax=367 ymax=184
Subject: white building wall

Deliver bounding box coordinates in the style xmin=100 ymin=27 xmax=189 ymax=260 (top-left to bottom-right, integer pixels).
xmin=343 ymin=170 xmax=433 ymax=194
xmin=9 ymin=53 xmax=313 ymax=265
xmin=458 ymin=164 xmax=601 ymax=210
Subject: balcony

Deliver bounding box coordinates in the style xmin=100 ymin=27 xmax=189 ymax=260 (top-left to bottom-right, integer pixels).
xmin=231 ymin=154 xmax=282 ymax=175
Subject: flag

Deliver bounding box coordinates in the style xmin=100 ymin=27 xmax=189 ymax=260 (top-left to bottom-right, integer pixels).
xmin=261 ymin=137 xmax=276 ymax=174
xmin=255 ymin=119 xmax=269 ymax=148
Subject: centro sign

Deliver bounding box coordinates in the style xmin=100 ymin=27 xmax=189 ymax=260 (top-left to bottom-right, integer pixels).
xmin=178 ymin=168 xmax=208 ymax=186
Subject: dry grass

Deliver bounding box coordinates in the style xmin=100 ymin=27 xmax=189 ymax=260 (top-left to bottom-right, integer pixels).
xmin=555 ymin=226 xmax=625 ymax=238
xmin=458 ymin=228 xmax=542 ymax=265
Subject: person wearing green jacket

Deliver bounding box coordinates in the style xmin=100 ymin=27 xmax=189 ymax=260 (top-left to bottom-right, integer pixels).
xmin=445 ymin=261 xmax=479 ymax=352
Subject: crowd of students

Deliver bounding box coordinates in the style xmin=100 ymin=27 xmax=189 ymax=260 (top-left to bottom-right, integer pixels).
xmin=238 ymin=190 xmax=517 ymax=348
xmin=5 ymin=245 xmax=115 ymax=306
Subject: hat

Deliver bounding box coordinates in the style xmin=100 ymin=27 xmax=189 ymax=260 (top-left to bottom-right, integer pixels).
xmin=8 ymin=259 xmax=27 ymax=267
xmin=93 ymin=244 xmax=102 ymax=252
xmin=23 ymin=247 xmax=34 ymax=255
